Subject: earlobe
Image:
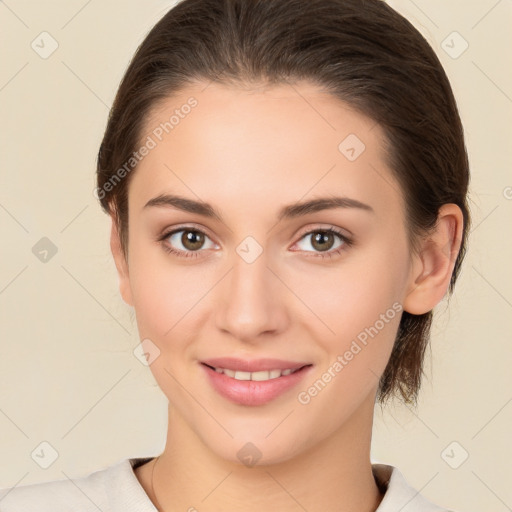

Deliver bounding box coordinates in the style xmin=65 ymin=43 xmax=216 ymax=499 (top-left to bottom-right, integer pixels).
xmin=403 ymin=204 xmax=464 ymax=315
xmin=110 ymin=216 xmax=134 ymax=307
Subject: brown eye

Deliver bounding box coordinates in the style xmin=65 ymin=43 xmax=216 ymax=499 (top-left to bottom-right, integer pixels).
xmin=293 ymin=228 xmax=351 ymax=259
xmin=181 ymin=230 xmax=205 ymax=251
xmin=163 ymin=228 xmax=217 ymax=256
xmin=310 ymin=231 xmax=336 ymax=252
xmin=297 ymin=230 xmax=344 ymax=252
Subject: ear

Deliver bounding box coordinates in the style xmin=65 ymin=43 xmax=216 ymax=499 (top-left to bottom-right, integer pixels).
xmin=403 ymin=204 xmax=464 ymax=315
xmin=110 ymin=215 xmax=133 ymax=307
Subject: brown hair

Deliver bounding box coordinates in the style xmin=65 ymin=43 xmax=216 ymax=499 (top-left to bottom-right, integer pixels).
xmin=96 ymin=0 xmax=470 ymax=406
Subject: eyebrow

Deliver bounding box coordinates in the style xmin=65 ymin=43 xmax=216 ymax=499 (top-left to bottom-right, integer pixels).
xmin=143 ymin=193 xmax=374 ymax=222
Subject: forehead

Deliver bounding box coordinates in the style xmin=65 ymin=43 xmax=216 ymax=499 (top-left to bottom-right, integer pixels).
xmin=130 ymin=81 xmax=404 ymax=224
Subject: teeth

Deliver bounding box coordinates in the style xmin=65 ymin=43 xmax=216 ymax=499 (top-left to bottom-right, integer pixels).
xmin=234 ymin=371 xmax=251 ymax=381
xmin=212 ymin=366 xmax=300 ymax=381
xmin=269 ymin=369 xmax=282 ymax=379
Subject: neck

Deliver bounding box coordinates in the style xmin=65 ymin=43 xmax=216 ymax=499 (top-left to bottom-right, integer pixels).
xmin=142 ymin=393 xmax=383 ymax=512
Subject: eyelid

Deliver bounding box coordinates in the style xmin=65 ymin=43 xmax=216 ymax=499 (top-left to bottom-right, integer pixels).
xmin=158 ymin=222 xmax=218 ymax=244
xmin=158 ymin=222 xmax=353 ymax=257
xmin=293 ymin=223 xmax=352 ymax=243
xmin=289 ymin=224 xmax=353 ymax=254
xmin=159 ymin=223 xmax=351 ymax=243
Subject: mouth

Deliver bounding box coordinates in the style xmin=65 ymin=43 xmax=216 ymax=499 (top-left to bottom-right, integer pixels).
xmin=201 ymin=363 xmax=308 ymax=381
xmin=200 ymin=359 xmax=313 ymax=406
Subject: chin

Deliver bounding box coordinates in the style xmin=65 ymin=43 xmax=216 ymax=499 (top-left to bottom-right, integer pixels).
xmin=197 ymin=421 xmax=310 ymax=467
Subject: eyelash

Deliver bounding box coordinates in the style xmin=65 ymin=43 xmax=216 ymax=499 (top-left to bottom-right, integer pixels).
xmin=157 ymin=225 xmax=353 ymax=260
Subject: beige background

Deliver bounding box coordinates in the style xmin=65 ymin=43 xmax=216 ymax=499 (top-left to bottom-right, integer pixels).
xmin=0 ymin=1 xmax=511 ymax=511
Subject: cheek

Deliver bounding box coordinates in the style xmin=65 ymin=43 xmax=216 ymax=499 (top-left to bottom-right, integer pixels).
xmin=128 ymin=244 xmax=203 ymax=339
xmin=296 ymin=250 xmax=404 ymax=339
xmin=127 ymin=253 xmax=205 ymax=394
xmin=293 ymin=245 xmax=406 ymax=390
xmin=293 ymin=271 xmax=402 ymax=432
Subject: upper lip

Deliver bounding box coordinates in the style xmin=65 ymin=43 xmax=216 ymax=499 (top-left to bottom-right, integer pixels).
xmin=201 ymin=357 xmax=311 ymax=372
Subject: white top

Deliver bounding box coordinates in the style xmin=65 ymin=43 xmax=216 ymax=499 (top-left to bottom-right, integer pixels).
xmin=0 ymin=457 xmax=455 ymax=511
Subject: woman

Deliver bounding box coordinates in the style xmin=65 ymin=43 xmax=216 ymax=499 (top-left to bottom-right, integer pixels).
xmin=0 ymin=0 xmax=469 ymax=510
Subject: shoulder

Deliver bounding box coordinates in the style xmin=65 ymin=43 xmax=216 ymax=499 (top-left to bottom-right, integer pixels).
xmin=372 ymin=462 xmax=461 ymax=512
xmin=0 ymin=457 xmax=156 ymax=512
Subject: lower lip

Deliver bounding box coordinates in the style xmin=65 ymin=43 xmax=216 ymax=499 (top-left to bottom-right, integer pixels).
xmin=201 ymin=363 xmax=312 ymax=406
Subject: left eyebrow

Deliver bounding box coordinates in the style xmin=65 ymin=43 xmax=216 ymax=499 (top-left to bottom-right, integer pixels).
xmin=277 ymin=196 xmax=374 ymax=221
xmin=143 ymin=193 xmax=374 ymax=222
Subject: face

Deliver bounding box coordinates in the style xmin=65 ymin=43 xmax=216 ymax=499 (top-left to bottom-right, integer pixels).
xmin=114 ymin=81 xmax=419 ymax=464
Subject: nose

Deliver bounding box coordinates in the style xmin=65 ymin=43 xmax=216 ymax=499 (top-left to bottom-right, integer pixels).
xmin=215 ymin=248 xmax=289 ymax=343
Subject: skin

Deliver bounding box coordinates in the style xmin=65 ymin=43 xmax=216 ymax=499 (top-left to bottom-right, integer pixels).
xmin=110 ymin=81 xmax=463 ymax=512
